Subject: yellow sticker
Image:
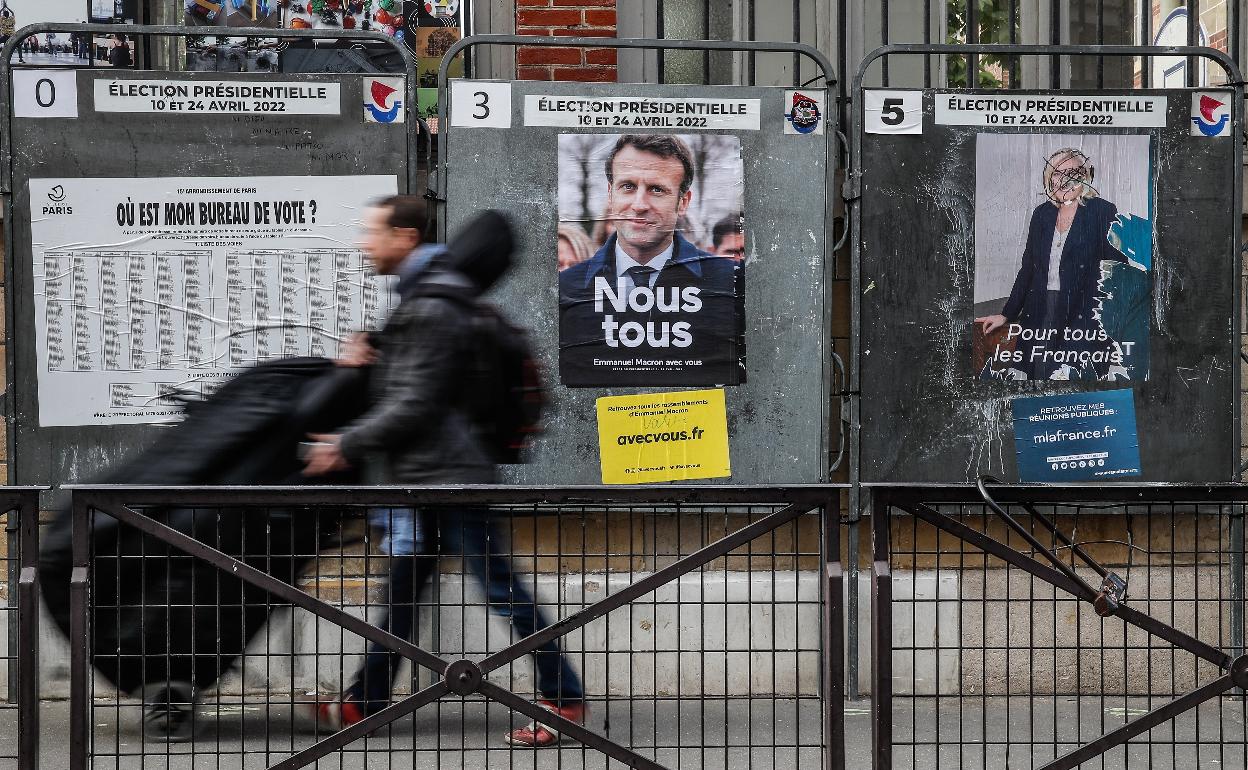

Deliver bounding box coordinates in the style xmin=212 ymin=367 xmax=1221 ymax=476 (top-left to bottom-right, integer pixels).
xmin=596 ymin=389 xmax=731 ymax=484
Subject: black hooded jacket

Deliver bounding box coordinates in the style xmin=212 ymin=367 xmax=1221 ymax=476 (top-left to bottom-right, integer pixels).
xmin=337 ymin=210 xmax=515 ymax=484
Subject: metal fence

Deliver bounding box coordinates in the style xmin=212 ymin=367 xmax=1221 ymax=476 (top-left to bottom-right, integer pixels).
xmin=0 ymin=487 xmax=43 ymax=770
xmin=870 ymin=483 xmax=1248 ymax=770
xmin=60 ymin=485 xmax=844 ymax=770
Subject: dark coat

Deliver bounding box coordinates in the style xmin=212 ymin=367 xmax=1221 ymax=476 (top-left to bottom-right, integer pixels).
xmin=338 ymin=259 xmax=496 ymax=484
xmin=1001 ymin=196 xmax=1126 ymax=330
xmin=558 ymin=231 xmax=743 ymax=386
xmin=39 ymin=358 xmax=360 ymax=695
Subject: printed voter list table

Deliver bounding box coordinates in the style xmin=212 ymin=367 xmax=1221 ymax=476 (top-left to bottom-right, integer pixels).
xmin=29 ymin=175 xmax=397 ymax=426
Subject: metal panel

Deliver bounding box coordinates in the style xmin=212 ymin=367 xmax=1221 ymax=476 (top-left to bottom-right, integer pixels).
xmin=4 ymin=43 xmax=409 ymax=489
xmin=855 ymin=51 xmax=1241 ymax=483
xmin=442 ymin=76 xmax=832 ymax=485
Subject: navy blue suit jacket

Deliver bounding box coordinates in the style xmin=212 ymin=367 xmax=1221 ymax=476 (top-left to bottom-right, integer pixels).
xmin=558 ymin=231 xmax=743 ymax=386
xmin=1001 ymin=196 xmax=1126 ymax=330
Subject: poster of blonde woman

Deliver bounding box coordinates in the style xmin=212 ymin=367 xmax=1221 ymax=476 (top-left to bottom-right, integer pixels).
xmin=972 ymin=134 xmax=1153 ymax=382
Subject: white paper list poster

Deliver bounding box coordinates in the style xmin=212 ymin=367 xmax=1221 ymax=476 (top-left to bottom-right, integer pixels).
xmin=29 ymin=174 xmax=398 ymax=426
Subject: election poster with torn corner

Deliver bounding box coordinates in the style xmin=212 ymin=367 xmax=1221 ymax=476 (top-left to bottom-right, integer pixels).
xmin=972 ymin=133 xmax=1153 ymax=383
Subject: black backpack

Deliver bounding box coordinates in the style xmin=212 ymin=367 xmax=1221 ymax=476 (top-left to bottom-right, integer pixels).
xmin=431 ymin=209 xmax=543 ymax=462
xmin=468 ymin=303 xmax=547 ymax=464
xmin=415 ymin=286 xmax=546 ymax=463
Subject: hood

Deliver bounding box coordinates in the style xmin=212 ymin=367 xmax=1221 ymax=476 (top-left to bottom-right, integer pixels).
xmin=442 ymin=209 xmax=516 ymax=292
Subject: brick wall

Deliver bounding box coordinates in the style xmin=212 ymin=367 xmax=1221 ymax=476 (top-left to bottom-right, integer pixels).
xmin=515 ymin=0 xmax=617 ymax=82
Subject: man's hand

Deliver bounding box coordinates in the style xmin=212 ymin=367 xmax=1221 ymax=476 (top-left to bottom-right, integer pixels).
xmin=975 ymin=314 xmax=1007 ymax=334
xmin=302 ymin=433 xmax=350 ymax=476
xmin=336 ymin=333 xmax=377 ymax=368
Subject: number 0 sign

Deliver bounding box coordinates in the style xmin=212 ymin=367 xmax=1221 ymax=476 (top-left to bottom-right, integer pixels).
xmin=14 ymin=70 xmax=79 ymax=119
xmin=864 ymin=90 xmax=922 ymax=135
xmin=450 ymin=81 xmax=512 ymax=128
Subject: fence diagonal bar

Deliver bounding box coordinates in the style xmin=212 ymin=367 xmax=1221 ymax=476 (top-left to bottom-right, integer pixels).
xmin=901 ymin=499 xmax=1233 ymax=669
xmin=80 ymin=494 xmax=450 ymax=676
xmin=478 ymin=501 xmax=808 ymax=673
xmin=1038 ymin=674 xmax=1236 ymax=770
xmin=901 ymin=501 xmax=1093 ymax=599
xmin=270 ymin=682 xmax=452 ymax=770
xmin=478 ymin=680 xmax=666 ymax=770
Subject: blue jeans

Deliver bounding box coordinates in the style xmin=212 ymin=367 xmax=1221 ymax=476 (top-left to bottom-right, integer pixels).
xmin=350 ymin=507 xmax=583 ymax=713
xmin=367 ymin=508 xmax=419 ymax=556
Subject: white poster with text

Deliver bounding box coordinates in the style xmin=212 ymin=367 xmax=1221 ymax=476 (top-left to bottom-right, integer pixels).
xmin=525 ymin=95 xmax=761 ymax=131
xmin=29 ymin=174 xmax=398 ymax=426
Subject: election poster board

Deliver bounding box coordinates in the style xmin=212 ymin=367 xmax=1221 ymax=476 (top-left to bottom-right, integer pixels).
xmin=858 ymin=88 xmax=1239 ymax=483
xmin=28 ymin=174 xmax=397 ymax=426
xmin=556 ymin=133 xmax=746 ymax=387
xmin=444 ymin=79 xmax=829 ymax=485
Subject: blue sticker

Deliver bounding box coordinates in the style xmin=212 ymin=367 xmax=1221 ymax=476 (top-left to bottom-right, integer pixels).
xmin=1012 ymin=389 xmax=1141 ymax=482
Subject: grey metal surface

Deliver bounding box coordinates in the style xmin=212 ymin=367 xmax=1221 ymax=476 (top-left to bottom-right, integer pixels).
xmin=0 ymin=23 xmax=419 ymax=195
xmin=856 ymin=88 xmax=1239 ymax=483
xmin=5 ymin=67 xmax=408 ymax=489
xmin=443 ymin=79 xmax=831 ymax=485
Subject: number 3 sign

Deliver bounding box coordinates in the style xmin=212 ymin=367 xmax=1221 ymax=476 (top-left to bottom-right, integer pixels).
xmin=864 ymin=90 xmax=922 ymax=135
xmin=450 ymin=81 xmax=512 ymax=128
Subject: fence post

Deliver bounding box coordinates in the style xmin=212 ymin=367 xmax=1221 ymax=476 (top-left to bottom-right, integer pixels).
xmin=16 ymin=490 xmax=40 ymax=770
xmin=5 ymin=508 xmax=16 ymax=705
xmin=69 ymin=493 xmax=90 ymax=770
xmin=1231 ymin=506 xmax=1245 ymax=666
xmin=824 ymin=493 xmax=845 ymax=770
xmin=870 ymin=490 xmax=891 ymax=770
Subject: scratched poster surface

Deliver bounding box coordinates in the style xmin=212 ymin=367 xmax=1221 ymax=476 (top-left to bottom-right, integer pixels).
xmin=859 ymin=90 xmax=1237 ymax=482
xmin=29 ymin=175 xmax=398 ymax=426
xmin=973 ymin=134 xmax=1153 ymax=382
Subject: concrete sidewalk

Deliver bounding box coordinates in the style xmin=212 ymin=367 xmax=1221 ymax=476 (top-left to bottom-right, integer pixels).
xmin=10 ymin=695 xmax=1247 ymax=769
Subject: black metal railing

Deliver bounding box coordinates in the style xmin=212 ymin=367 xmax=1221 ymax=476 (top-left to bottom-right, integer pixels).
xmin=0 ymin=487 xmax=44 ymax=770
xmin=870 ymin=483 xmax=1248 ymax=770
xmin=60 ymin=484 xmax=845 ymax=770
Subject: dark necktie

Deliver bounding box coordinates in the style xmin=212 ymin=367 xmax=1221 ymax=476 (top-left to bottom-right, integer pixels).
xmin=624 ymin=265 xmax=656 ymax=290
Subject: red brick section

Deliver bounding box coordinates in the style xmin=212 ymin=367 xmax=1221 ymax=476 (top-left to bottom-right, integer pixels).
xmin=516 ymin=1 xmax=617 ymax=82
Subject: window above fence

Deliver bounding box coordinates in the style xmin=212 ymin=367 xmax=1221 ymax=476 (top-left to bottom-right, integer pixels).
xmin=632 ymin=0 xmax=1244 ymax=93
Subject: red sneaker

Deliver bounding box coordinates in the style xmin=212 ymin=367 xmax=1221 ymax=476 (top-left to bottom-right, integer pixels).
xmin=504 ymin=700 xmax=586 ymax=747
xmin=297 ymin=693 xmax=367 ymax=733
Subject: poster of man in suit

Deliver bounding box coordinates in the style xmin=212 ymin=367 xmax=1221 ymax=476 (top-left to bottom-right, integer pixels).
xmin=972 ymin=133 xmax=1153 ymax=382
xmin=557 ymin=133 xmax=745 ymax=387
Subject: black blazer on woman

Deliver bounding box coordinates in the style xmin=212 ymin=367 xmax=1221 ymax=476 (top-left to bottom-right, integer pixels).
xmin=1000 ymin=196 xmax=1126 ymax=331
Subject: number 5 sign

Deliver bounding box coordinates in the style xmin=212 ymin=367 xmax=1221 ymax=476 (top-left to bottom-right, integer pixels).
xmin=13 ymin=70 xmax=78 ymax=119
xmin=450 ymin=81 xmax=512 ymax=128
xmin=864 ymin=90 xmax=922 ymax=135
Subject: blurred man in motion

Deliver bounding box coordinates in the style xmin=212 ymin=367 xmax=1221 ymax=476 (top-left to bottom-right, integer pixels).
xmin=303 ymin=196 xmax=585 ymax=745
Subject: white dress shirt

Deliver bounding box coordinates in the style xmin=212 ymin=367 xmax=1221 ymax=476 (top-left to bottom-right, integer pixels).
xmin=614 ymin=241 xmax=674 ymax=291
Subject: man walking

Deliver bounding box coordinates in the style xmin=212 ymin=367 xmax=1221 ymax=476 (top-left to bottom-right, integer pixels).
xmin=302 ymin=196 xmax=584 ymax=746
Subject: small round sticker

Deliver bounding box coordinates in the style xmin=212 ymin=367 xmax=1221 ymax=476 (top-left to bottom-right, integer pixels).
xmin=786 ymin=92 xmax=822 ymax=134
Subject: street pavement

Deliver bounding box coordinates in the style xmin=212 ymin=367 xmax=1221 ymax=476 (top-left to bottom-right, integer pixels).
xmin=7 ymin=694 xmax=1247 ymax=768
